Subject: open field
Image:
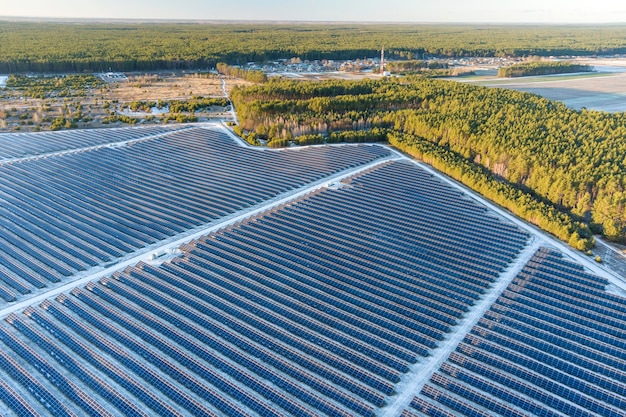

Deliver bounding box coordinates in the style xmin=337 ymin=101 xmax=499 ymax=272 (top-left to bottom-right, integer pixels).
xmin=0 ymin=72 xmax=244 ymax=132
xmin=457 ymin=59 xmax=626 ymax=112
xmin=102 ymin=73 xmax=251 ymax=102
xmin=105 ymin=73 xmax=224 ymax=102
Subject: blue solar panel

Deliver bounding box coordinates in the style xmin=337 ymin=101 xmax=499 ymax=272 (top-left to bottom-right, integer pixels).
xmin=0 ymin=149 xmax=548 ymax=416
xmin=412 ymin=248 xmax=626 ymax=417
xmin=0 ymin=127 xmax=392 ymax=301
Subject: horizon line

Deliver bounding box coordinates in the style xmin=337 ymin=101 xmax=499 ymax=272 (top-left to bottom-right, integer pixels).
xmin=2 ymin=16 xmax=626 ymax=26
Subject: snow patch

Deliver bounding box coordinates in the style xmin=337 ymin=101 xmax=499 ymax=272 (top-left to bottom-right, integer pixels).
xmin=0 ymin=75 xmax=7 ymax=87
xmin=119 ymin=106 xmax=170 ymax=117
xmin=606 ymin=283 xmax=626 ymax=297
xmin=325 ymin=180 xmax=352 ymax=190
xmin=98 ymin=72 xmax=128 ymax=82
xmin=593 ymin=65 xmax=626 ymax=73
xmin=146 ymin=248 xmax=184 ymax=265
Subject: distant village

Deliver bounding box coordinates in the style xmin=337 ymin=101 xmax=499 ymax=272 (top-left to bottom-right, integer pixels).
xmin=245 ymin=55 xmax=517 ymax=76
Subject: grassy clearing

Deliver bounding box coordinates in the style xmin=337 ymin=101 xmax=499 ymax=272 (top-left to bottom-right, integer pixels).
xmin=467 ymin=71 xmax=613 ymax=86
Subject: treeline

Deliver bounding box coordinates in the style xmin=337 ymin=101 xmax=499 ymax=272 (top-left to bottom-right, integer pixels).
xmin=127 ymin=97 xmax=229 ymax=113
xmin=386 ymin=60 xmax=448 ymax=73
xmin=3 ymin=22 xmax=626 ymax=73
xmin=498 ymin=61 xmax=593 ymax=77
xmin=287 ymin=128 xmax=388 ymax=147
xmin=216 ymin=63 xmax=267 ymax=83
xmin=102 ymin=113 xmax=198 ymax=125
xmin=232 ymin=125 xmax=261 ymax=146
xmin=233 ymin=77 xmax=626 ymax=246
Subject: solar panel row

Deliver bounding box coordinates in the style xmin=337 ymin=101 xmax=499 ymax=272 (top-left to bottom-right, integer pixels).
xmin=0 ymin=125 xmax=188 ymax=160
xmin=408 ymin=248 xmax=626 ymax=417
xmin=0 ymin=127 xmax=391 ymax=304
xmin=0 ymin=158 xmax=528 ymax=416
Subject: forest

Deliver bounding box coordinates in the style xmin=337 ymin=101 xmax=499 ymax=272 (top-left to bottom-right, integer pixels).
xmin=386 ymin=60 xmax=448 ymax=73
xmin=498 ymin=61 xmax=592 ymax=77
xmin=216 ymin=63 xmax=267 ymax=83
xmin=2 ymin=22 xmax=626 ymax=72
xmin=127 ymin=97 xmax=230 ymax=113
xmin=231 ymin=77 xmax=626 ymax=247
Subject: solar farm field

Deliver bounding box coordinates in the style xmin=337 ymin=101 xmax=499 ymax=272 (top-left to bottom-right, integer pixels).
xmin=0 ymin=126 xmax=391 ymax=305
xmin=407 ymin=247 xmax=626 ymax=417
xmin=0 ymin=124 xmax=624 ymax=417
xmin=0 ymin=125 xmax=189 ymax=161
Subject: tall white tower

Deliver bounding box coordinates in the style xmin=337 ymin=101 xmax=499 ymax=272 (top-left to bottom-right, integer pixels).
xmin=380 ymin=46 xmax=385 ymax=75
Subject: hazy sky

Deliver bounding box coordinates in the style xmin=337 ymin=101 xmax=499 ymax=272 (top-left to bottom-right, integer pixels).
xmin=1 ymin=0 xmax=625 ymax=23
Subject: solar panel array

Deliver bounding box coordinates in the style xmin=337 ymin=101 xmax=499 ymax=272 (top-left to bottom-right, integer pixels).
xmin=0 ymin=127 xmax=391 ymax=304
xmin=0 ymin=125 xmax=189 ymax=160
xmin=0 ymin=159 xmax=530 ymax=416
xmin=408 ymin=247 xmax=626 ymax=417
xmin=1 ymin=125 xmax=620 ymax=417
